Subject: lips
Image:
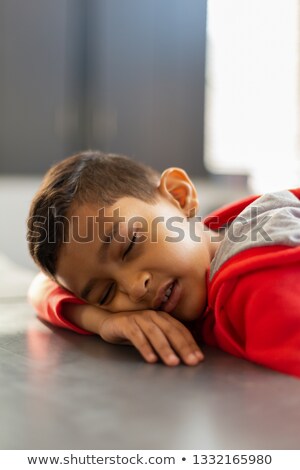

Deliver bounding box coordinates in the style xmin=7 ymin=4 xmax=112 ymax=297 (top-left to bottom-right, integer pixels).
xmin=153 ymin=279 xmax=181 ymax=313
xmin=153 ymin=281 xmax=174 ymax=310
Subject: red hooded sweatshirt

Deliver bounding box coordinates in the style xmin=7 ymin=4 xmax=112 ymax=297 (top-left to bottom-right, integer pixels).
xmin=27 ymin=188 xmax=300 ymax=378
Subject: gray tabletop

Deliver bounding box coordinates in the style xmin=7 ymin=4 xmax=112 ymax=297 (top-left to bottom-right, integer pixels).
xmin=1 ymin=294 xmax=300 ymax=450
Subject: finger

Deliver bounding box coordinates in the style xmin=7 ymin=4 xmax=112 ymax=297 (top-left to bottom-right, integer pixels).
xmin=124 ymin=319 xmax=159 ymax=364
xmin=134 ymin=316 xmax=182 ymax=366
xmin=152 ymin=313 xmax=204 ymax=366
xmin=157 ymin=311 xmax=204 ymax=355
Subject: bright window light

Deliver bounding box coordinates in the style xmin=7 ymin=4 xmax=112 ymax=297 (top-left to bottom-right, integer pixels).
xmin=204 ymin=0 xmax=300 ymax=192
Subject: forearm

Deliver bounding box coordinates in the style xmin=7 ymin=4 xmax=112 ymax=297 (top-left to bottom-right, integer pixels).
xmin=27 ymin=272 xmax=56 ymax=311
xmin=63 ymin=302 xmax=110 ymax=336
xmin=28 ymin=274 xmax=203 ymax=367
xmin=28 ymin=271 xmax=90 ymax=334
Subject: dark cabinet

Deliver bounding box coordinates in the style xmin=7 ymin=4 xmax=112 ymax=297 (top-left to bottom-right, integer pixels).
xmin=0 ymin=0 xmax=207 ymax=176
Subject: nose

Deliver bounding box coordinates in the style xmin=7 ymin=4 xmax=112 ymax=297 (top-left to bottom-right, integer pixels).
xmin=119 ymin=271 xmax=151 ymax=303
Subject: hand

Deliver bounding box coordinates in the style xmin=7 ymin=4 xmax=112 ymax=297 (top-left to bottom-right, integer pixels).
xmin=99 ymin=309 xmax=204 ymax=366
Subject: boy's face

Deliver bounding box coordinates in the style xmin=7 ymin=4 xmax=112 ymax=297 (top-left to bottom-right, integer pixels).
xmin=55 ymin=168 xmax=221 ymax=322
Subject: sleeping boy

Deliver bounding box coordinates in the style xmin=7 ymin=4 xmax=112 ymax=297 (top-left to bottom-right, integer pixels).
xmin=27 ymin=151 xmax=300 ymax=377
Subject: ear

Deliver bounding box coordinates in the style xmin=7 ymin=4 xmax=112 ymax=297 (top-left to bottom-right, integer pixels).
xmin=157 ymin=167 xmax=199 ymax=218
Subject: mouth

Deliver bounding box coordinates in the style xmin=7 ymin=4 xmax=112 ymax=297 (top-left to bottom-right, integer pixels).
xmin=153 ymin=280 xmax=181 ymax=313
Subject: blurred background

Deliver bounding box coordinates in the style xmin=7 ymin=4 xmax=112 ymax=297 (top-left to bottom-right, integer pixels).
xmin=0 ymin=0 xmax=299 ymax=272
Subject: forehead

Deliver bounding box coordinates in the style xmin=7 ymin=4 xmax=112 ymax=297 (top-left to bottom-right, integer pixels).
xmin=64 ymin=194 xmax=175 ymax=241
xmin=65 ymin=196 xmax=161 ymax=238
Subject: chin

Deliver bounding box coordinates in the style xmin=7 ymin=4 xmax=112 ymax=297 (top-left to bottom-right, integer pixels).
xmin=176 ymin=296 xmax=206 ymax=322
xmin=173 ymin=306 xmax=201 ymax=322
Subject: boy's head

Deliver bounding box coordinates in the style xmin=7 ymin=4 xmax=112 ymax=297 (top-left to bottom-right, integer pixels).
xmin=28 ymin=151 xmax=161 ymax=276
xmin=27 ymin=150 xmax=219 ymax=321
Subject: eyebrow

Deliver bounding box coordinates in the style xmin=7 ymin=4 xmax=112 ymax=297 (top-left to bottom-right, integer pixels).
xmin=79 ymin=221 xmax=121 ymax=300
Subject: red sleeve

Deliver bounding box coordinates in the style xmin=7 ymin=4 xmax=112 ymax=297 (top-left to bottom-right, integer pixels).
xmin=27 ymin=272 xmax=93 ymax=335
xmin=216 ymin=264 xmax=300 ymax=378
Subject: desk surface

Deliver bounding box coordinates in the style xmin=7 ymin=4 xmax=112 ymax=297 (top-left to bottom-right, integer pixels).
xmin=1 ymin=298 xmax=300 ymax=450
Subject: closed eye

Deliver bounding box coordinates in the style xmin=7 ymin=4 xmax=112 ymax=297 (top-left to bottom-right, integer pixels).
xmin=122 ymin=233 xmax=137 ymax=259
xmin=98 ymin=283 xmax=114 ymax=305
xmin=98 ymin=233 xmax=137 ymax=305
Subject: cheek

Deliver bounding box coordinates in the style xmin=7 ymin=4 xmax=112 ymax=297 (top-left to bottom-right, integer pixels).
xmin=108 ymin=291 xmax=139 ymax=313
xmin=178 ymin=249 xmax=208 ymax=308
xmin=176 ymin=273 xmax=207 ymax=321
xmin=167 ymin=242 xmax=201 ymax=273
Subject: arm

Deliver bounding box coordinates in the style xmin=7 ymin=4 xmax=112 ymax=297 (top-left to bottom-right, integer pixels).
xmin=217 ymin=263 xmax=300 ymax=378
xmin=27 ymin=271 xmax=93 ymax=335
xmin=64 ymin=303 xmax=204 ymax=366
xmin=28 ymin=272 xmax=204 ymax=366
